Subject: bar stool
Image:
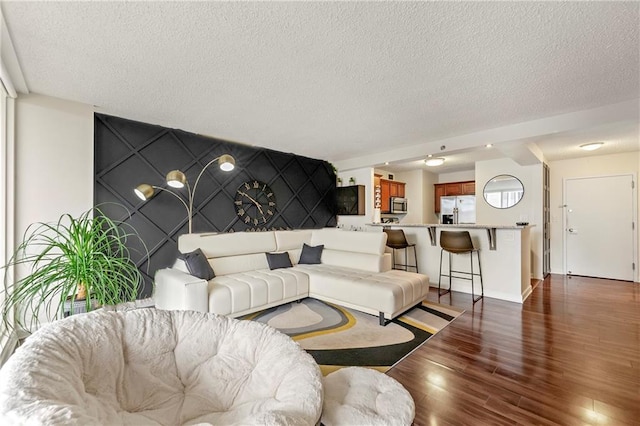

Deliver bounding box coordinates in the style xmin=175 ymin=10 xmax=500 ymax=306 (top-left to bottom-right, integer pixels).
xmin=438 ymin=230 xmax=483 ymax=303
xmin=383 ymin=229 xmax=418 ymax=272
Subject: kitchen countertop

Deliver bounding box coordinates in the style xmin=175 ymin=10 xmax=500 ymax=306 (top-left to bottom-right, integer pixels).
xmin=368 ymin=223 xmax=534 ymax=229
xmin=374 ymin=223 xmax=534 ymax=303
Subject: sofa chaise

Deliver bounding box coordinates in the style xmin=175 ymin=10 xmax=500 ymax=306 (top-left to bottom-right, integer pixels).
xmin=154 ymin=228 xmax=430 ymax=325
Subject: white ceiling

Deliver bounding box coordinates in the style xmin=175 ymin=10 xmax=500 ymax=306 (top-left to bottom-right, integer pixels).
xmin=1 ymin=1 xmax=638 ymax=173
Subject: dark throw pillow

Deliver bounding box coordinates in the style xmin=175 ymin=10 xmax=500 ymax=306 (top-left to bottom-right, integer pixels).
xmin=266 ymin=252 xmax=293 ymax=270
xmin=178 ymin=248 xmax=215 ymax=280
xmin=298 ymin=243 xmax=324 ymax=265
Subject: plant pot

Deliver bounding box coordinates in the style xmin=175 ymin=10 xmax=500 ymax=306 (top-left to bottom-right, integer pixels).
xmin=63 ymin=296 xmax=98 ymax=318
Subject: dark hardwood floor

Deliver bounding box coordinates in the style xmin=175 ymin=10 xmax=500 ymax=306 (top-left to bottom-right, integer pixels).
xmin=387 ymin=274 xmax=640 ymax=426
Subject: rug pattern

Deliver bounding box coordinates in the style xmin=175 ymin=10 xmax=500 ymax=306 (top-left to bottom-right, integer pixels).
xmin=244 ymin=298 xmax=463 ymax=374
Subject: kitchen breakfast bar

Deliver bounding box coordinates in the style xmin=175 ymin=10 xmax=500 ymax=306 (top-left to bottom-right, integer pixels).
xmin=369 ymin=223 xmax=534 ymax=303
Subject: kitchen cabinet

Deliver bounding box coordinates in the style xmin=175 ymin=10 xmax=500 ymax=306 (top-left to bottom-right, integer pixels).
xmin=434 ymin=184 xmax=446 ymax=213
xmin=434 ymin=180 xmax=475 ymax=212
xmin=462 ymin=181 xmax=476 ymax=195
xmin=379 ymin=179 xmax=406 ymax=213
xmin=445 ymin=182 xmax=462 ymax=196
xmin=380 ymin=182 xmax=390 ymax=213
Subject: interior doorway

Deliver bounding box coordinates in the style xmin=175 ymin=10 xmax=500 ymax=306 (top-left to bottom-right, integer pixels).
xmin=564 ymin=174 xmax=636 ymax=281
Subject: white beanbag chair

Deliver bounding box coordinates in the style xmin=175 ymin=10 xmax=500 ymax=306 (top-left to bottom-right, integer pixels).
xmin=0 ymin=309 xmax=323 ymax=425
xmin=322 ymin=367 xmax=414 ymax=426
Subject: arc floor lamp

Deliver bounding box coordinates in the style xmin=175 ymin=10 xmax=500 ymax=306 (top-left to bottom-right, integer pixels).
xmin=134 ymin=154 xmax=236 ymax=233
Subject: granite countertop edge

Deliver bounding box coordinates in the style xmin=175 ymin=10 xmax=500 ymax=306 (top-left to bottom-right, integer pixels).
xmin=367 ymin=223 xmax=535 ymax=229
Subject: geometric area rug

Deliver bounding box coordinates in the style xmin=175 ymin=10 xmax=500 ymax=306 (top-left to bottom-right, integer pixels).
xmin=243 ymin=298 xmax=464 ymax=376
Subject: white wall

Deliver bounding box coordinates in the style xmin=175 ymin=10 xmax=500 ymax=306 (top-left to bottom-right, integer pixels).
xmin=15 ymin=94 xmax=94 ymax=239
xmin=10 ymin=93 xmax=93 ymax=328
xmin=395 ymin=169 xmax=425 ymax=224
xmin=337 ymin=167 xmax=374 ymax=230
xmin=548 ymin=152 xmax=639 ymax=279
xmin=437 ymin=170 xmax=475 ymax=184
xmin=423 ymin=170 xmax=439 ymax=223
xmin=476 ymin=158 xmax=544 ymax=279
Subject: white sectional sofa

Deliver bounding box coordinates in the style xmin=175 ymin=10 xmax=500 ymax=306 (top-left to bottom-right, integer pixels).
xmin=154 ymin=229 xmax=430 ymax=325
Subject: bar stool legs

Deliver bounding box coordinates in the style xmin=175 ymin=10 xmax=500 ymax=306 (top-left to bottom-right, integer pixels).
xmin=438 ymin=249 xmax=451 ymax=296
xmin=470 ymin=250 xmax=484 ymax=303
xmin=438 ymin=248 xmax=484 ymax=303
xmin=390 ymin=246 xmax=418 ymax=272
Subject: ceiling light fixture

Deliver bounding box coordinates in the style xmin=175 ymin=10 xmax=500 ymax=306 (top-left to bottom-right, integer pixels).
xmin=486 ymin=144 xmax=493 ymax=148
xmin=425 ymin=157 xmax=445 ymax=167
xmin=579 ymin=142 xmax=604 ymax=151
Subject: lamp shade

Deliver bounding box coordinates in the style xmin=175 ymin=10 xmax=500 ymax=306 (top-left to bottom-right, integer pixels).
xmin=218 ymin=154 xmax=235 ymax=172
xmin=134 ymin=184 xmax=154 ymax=201
xmin=166 ymin=170 xmax=187 ymax=188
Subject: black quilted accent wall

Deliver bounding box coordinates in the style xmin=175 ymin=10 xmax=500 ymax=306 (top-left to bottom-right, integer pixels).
xmin=94 ymin=114 xmax=337 ymax=297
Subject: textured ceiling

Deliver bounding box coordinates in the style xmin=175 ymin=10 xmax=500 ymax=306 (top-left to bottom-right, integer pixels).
xmin=2 ymin=1 xmax=639 ymax=172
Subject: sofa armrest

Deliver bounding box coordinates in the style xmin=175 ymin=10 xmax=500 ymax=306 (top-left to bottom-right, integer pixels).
xmin=153 ymin=268 xmax=209 ymax=313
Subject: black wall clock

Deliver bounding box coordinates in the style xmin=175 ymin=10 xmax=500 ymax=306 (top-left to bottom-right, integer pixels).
xmin=234 ymin=180 xmax=276 ymax=226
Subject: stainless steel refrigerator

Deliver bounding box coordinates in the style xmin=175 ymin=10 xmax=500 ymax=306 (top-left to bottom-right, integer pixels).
xmin=440 ymin=195 xmax=476 ymax=224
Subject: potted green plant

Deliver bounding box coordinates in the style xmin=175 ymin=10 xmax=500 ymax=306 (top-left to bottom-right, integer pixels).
xmin=1 ymin=205 xmax=147 ymax=333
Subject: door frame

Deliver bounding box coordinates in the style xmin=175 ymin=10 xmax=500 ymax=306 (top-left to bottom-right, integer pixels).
xmin=562 ymin=173 xmax=638 ymax=282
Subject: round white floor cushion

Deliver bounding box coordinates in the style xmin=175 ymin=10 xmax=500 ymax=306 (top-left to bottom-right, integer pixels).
xmin=321 ymin=367 xmax=414 ymax=426
xmin=0 ymin=309 xmax=323 ymax=425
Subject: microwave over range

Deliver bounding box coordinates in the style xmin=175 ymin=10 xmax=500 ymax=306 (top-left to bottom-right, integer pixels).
xmin=390 ymin=197 xmax=407 ymax=213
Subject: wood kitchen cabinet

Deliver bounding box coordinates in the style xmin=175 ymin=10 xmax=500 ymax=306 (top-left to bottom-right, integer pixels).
xmin=434 ymin=180 xmax=475 ymax=212
xmin=434 ymin=184 xmax=446 ymax=213
xmin=380 ymin=181 xmax=390 ymax=213
xmin=445 ymin=182 xmax=462 ymax=196
xmin=379 ymin=179 xmax=406 ymax=213
xmin=462 ymin=181 xmax=476 ymax=195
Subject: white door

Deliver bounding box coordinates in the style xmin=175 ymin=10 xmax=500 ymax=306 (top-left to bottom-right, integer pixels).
xmin=564 ymin=174 xmax=635 ymax=281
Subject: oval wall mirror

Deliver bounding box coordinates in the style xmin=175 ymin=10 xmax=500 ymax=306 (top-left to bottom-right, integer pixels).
xmin=483 ymin=174 xmax=524 ymax=209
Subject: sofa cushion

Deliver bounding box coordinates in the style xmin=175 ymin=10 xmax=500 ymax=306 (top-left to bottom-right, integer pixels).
xmin=266 ymin=252 xmax=293 ymax=270
xmin=274 ymin=230 xmax=313 ymax=251
xmin=298 ymin=243 xmax=324 ymax=265
xmin=311 ymin=229 xmax=387 ymax=255
xmin=321 ymin=250 xmax=387 ymax=273
xmin=178 ymin=248 xmax=215 ymax=280
xmin=299 ymin=265 xmax=429 ymax=317
xmin=208 ymin=269 xmax=310 ymax=316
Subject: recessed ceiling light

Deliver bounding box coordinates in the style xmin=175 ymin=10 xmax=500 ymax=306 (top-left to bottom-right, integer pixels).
xmin=425 ymin=157 xmax=445 ymax=167
xmin=580 ymin=142 xmax=604 ymax=151
xmin=384 ymin=162 xmax=389 ymax=165
xmin=486 ymin=144 xmax=492 ymax=148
